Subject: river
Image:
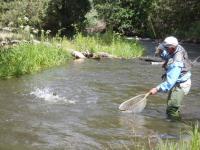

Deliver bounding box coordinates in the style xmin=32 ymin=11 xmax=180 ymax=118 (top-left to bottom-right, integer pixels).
xmin=0 ymin=41 xmax=199 ymax=149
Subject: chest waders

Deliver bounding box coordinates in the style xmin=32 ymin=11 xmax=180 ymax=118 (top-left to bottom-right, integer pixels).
xmin=166 ymin=46 xmax=192 ymax=120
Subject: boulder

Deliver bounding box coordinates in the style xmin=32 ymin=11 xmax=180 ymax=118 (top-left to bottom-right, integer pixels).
xmin=71 ymin=51 xmax=86 ymax=59
xmin=82 ymin=50 xmax=93 ymax=58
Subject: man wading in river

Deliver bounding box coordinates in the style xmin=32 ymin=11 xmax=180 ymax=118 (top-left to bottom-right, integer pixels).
xmin=149 ymin=36 xmax=192 ymax=120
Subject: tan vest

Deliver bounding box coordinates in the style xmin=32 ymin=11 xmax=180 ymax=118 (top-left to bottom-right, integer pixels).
xmin=173 ymin=45 xmax=192 ymax=73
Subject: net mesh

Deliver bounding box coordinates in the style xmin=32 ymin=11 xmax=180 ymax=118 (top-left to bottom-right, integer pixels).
xmin=119 ymin=94 xmax=147 ymax=113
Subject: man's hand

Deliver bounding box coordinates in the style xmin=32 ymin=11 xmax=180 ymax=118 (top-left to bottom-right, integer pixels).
xmin=149 ymin=88 xmax=158 ymax=95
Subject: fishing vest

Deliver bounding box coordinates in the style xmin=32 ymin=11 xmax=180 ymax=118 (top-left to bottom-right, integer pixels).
xmin=173 ymin=45 xmax=192 ymax=73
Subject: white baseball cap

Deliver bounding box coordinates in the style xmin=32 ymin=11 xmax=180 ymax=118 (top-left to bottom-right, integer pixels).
xmin=163 ymin=36 xmax=178 ymax=47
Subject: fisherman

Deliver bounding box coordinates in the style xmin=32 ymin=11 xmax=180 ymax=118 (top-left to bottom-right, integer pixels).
xmin=149 ymin=36 xmax=192 ymax=120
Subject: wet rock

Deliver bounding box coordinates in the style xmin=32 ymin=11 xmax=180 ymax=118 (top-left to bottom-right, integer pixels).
xmin=11 ymin=40 xmax=21 ymax=44
xmin=71 ymin=51 xmax=86 ymax=59
xmin=0 ymin=41 xmax=8 ymax=47
xmin=43 ymin=41 xmax=51 ymax=47
xmin=32 ymin=39 xmax=41 ymax=45
xmin=2 ymin=27 xmax=13 ymax=32
xmin=82 ymin=50 xmax=93 ymax=58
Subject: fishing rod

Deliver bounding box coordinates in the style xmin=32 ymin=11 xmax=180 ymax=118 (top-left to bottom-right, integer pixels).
xmin=192 ymin=55 xmax=200 ymax=65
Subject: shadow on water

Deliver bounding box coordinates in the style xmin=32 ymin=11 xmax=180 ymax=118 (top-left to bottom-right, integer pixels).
xmin=0 ymin=41 xmax=199 ymax=149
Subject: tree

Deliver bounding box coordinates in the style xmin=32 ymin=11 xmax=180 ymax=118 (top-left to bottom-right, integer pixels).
xmin=0 ymin=0 xmax=91 ymax=36
xmin=150 ymin=0 xmax=200 ymax=38
xmin=43 ymin=0 xmax=91 ymax=35
xmin=93 ymin=0 xmax=153 ymax=36
xmin=93 ymin=0 xmax=200 ymax=39
xmin=0 ymin=0 xmax=49 ymax=28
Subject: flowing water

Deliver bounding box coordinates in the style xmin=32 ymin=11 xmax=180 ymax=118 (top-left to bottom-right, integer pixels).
xmin=0 ymin=41 xmax=199 ymax=150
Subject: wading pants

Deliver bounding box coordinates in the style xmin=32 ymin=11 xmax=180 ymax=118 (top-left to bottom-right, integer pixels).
xmin=166 ymin=79 xmax=191 ymax=119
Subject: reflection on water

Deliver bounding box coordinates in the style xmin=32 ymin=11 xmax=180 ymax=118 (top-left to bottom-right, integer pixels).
xmin=0 ymin=42 xmax=199 ymax=149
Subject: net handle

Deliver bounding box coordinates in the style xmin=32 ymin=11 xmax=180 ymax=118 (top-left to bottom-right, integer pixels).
xmin=144 ymin=92 xmax=151 ymax=99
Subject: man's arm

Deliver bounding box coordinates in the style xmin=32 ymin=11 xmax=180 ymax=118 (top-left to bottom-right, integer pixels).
xmin=150 ymin=63 xmax=182 ymax=94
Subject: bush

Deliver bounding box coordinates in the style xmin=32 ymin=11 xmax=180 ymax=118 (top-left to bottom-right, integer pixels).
xmin=0 ymin=0 xmax=48 ymax=28
xmin=73 ymin=32 xmax=144 ymax=58
xmin=0 ymin=42 xmax=71 ymax=78
xmin=93 ymin=0 xmax=200 ymax=39
xmin=186 ymin=21 xmax=200 ymax=41
xmin=0 ymin=0 xmax=91 ymax=35
xmin=93 ymin=0 xmax=153 ymax=36
xmin=39 ymin=0 xmax=91 ymax=35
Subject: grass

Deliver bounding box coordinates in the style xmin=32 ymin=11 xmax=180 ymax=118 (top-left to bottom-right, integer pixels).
xmin=115 ymin=124 xmax=200 ymax=150
xmin=0 ymin=29 xmax=145 ymax=78
xmin=73 ymin=32 xmax=144 ymax=58
xmin=156 ymin=124 xmax=200 ymax=150
xmin=0 ymin=41 xmax=71 ymax=78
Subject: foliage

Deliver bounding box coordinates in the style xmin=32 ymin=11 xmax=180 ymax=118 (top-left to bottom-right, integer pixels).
xmin=93 ymin=0 xmax=153 ymax=36
xmin=0 ymin=0 xmax=91 ymax=35
xmin=73 ymin=32 xmax=144 ymax=58
xmin=41 ymin=0 xmax=91 ymax=35
xmin=93 ymin=0 xmax=200 ymax=39
xmin=1 ymin=0 xmax=199 ymax=40
xmin=149 ymin=0 xmax=200 ymax=39
xmin=85 ymin=7 xmax=99 ymax=28
xmin=0 ymin=0 xmax=49 ymax=28
xmin=184 ymin=21 xmax=200 ymax=41
xmin=0 ymin=42 xmax=71 ymax=78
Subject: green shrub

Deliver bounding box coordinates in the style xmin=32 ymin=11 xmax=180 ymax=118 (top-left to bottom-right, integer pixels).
xmin=187 ymin=21 xmax=200 ymax=41
xmin=93 ymin=0 xmax=200 ymax=39
xmin=0 ymin=42 xmax=71 ymax=78
xmin=73 ymin=32 xmax=144 ymax=58
xmin=93 ymin=0 xmax=152 ymax=36
xmin=0 ymin=0 xmax=91 ymax=35
xmin=0 ymin=0 xmax=49 ymax=28
xmin=44 ymin=0 xmax=91 ymax=34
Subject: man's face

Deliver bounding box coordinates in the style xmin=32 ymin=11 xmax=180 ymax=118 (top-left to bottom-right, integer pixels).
xmin=167 ymin=47 xmax=176 ymax=54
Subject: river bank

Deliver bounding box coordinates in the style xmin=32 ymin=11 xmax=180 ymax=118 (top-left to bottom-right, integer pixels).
xmin=0 ymin=31 xmax=145 ymax=78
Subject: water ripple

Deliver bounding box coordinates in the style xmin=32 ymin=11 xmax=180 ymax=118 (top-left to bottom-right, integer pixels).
xmin=30 ymin=88 xmax=76 ymax=104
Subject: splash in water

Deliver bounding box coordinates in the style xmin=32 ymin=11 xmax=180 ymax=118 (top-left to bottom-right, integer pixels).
xmin=30 ymin=88 xmax=76 ymax=104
